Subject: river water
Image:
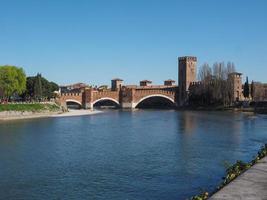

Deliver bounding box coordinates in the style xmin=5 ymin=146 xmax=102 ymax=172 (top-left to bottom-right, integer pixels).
xmin=0 ymin=110 xmax=267 ymax=199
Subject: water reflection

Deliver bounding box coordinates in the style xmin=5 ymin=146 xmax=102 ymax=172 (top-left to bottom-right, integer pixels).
xmin=178 ymin=111 xmax=197 ymax=135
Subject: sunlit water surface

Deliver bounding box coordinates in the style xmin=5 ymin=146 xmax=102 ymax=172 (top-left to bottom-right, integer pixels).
xmin=0 ymin=110 xmax=267 ymax=199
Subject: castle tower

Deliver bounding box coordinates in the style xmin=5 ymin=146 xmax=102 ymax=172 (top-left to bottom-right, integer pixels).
xmin=178 ymin=56 xmax=197 ymax=106
xmin=111 ymin=78 xmax=123 ymax=91
xmin=228 ymin=72 xmax=243 ymax=102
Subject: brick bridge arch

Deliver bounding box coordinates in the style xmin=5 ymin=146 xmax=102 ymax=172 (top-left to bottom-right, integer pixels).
xmin=133 ymin=94 xmax=175 ymax=108
xmin=58 ymin=93 xmax=83 ymax=107
xmin=131 ymin=89 xmax=176 ymax=108
xmin=66 ymin=99 xmax=82 ymax=106
xmin=58 ymin=87 xmax=177 ymax=109
xmin=92 ymin=97 xmax=120 ymax=107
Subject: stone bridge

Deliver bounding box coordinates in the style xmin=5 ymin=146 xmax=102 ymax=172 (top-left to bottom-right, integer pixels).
xmin=58 ymin=86 xmax=178 ymax=109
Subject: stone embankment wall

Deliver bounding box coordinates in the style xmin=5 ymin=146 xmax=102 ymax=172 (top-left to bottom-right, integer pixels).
xmin=0 ymin=110 xmax=62 ymax=121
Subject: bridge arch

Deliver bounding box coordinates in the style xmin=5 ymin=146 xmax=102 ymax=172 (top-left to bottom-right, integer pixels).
xmin=134 ymin=94 xmax=175 ymax=108
xmin=92 ymin=97 xmax=120 ymax=108
xmin=65 ymin=99 xmax=83 ymax=109
xmin=65 ymin=99 xmax=82 ymax=106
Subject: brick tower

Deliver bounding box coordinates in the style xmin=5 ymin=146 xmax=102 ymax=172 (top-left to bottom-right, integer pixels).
xmin=228 ymin=72 xmax=243 ymax=102
xmin=178 ymin=56 xmax=197 ymax=106
xmin=111 ymin=78 xmax=123 ymax=91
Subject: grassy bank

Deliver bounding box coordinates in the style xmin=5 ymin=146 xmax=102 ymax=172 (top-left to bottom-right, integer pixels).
xmin=0 ymin=103 xmax=60 ymax=112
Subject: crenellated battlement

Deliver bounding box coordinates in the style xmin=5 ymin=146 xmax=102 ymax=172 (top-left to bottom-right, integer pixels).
xmin=61 ymin=92 xmax=82 ymax=96
xmin=178 ymin=56 xmax=197 ymax=62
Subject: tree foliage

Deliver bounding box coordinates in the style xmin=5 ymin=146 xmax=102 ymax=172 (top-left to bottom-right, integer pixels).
xmin=34 ymin=73 xmax=43 ymax=100
xmin=189 ymin=62 xmax=236 ymax=107
xmin=243 ymin=77 xmax=250 ymax=99
xmin=22 ymin=74 xmax=59 ymax=101
xmin=251 ymin=81 xmax=255 ymax=100
xmin=0 ymin=65 xmax=26 ymax=100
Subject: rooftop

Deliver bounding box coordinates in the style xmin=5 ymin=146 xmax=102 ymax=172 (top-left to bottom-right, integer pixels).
xmin=229 ymin=72 xmax=242 ymax=76
xmin=140 ymin=80 xmax=152 ymax=83
xmin=112 ymin=78 xmax=123 ymax=81
xmin=164 ymin=79 xmax=176 ymax=82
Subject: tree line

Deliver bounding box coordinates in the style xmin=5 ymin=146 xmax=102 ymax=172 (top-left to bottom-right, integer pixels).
xmin=0 ymin=65 xmax=59 ymax=102
xmin=188 ymin=62 xmax=238 ymax=107
xmin=188 ymin=61 xmax=257 ymax=107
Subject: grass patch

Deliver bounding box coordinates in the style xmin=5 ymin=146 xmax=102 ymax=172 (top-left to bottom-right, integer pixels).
xmin=0 ymin=103 xmax=60 ymax=112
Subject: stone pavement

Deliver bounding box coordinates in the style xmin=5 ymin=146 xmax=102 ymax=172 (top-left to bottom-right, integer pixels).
xmin=209 ymin=156 xmax=267 ymax=200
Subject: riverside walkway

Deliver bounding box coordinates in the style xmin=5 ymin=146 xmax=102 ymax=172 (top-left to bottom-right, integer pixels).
xmin=210 ymin=156 xmax=267 ymax=200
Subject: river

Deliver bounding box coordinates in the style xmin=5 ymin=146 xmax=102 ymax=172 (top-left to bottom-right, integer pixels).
xmin=0 ymin=110 xmax=267 ymax=199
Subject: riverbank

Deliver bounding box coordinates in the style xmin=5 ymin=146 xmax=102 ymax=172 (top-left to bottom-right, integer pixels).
xmin=210 ymin=156 xmax=267 ymax=199
xmin=0 ymin=110 xmax=62 ymax=121
xmin=0 ymin=103 xmax=61 ymax=121
xmin=0 ymin=109 xmax=102 ymax=121
xmin=0 ymin=103 xmax=103 ymax=121
xmin=51 ymin=109 xmax=102 ymax=118
xmin=191 ymin=144 xmax=267 ymax=200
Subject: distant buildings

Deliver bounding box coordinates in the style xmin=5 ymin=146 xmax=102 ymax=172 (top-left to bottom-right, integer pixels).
xmin=252 ymin=82 xmax=267 ymax=101
xmin=59 ymin=83 xmax=88 ymax=93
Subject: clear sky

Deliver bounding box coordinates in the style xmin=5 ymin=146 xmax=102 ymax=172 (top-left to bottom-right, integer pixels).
xmin=0 ymin=0 xmax=266 ymax=86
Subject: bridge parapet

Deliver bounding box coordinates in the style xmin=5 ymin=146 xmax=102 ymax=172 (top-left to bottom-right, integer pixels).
xmin=133 ymin=89 xmax=176 ymax=105
xmin=135 ymin=89 xmax=175 ymax=95
xmin=92 ymin=91 xmax=120 ymax=102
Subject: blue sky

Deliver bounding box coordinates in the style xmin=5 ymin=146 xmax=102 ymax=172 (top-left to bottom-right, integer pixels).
xmin=0 ymin=0 xmax=267 ymax=86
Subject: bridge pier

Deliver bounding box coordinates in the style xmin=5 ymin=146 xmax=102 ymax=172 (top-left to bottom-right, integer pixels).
xmin=121 ymin=102 xmax=136 ymax=109
xmin=83 ymin=103 xmax=91 ymax=109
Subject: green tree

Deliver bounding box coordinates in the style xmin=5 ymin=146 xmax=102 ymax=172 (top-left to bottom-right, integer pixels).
xmin=251 ymin=81 xmax=255 ymax=100
xmin=22 ymin=74 xmax=59 ymax=101
xmin=243 ymin=77 xmax=250 ymax=99
xmin=20 ymin=76 xmax=35 ymax=100
xmin=34 ymin=73 xmax=43 ymax=100
xmin=0 ymin=65 xmax=26 ymax=100
xmin=48 ymin=81 xmax=59 ymax=98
